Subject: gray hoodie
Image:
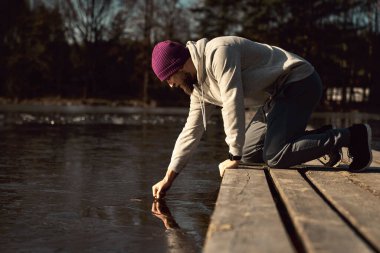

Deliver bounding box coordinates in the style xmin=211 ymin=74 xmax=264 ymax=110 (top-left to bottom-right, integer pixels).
xmin=168 ymin=36 xmax=314 ymax=173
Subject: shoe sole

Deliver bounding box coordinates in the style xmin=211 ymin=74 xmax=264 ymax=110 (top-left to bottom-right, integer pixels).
xmin=356 ymin=123 xmax=373 ymax=172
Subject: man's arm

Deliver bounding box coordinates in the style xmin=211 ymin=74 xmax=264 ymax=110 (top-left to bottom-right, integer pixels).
xmin=167 ymin=95 xmax=216 ymax=173
xmin=212 ymin=45 xmax=246 ymax=165
xmin=211 ymin=45 xmax=246 ymax=175
xmin=152 ymin=94 xmax=216 ymax=199
xmin=152 ymin=169 xmax=178 ymax=199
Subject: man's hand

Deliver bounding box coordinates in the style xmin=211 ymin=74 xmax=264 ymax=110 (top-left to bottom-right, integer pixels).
xmin=152 ymin=179 xmax=172 ymax=199
xmin=218 ymin=159 xmax=240 ymax=177
xmin=152 ymin=169 xmax=178 ymax=199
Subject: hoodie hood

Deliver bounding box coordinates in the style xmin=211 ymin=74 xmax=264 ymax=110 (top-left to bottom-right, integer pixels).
xmin=186 ymin=38 xmax=209 ymax=131
xmin=186 ymin=38 xmax=209 ymax=87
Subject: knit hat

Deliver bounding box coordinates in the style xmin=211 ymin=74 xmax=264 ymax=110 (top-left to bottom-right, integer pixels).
xmin=151 ymin=40 xmax=190 ymax=81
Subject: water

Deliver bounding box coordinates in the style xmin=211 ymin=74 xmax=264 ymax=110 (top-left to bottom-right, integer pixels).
xmin=0 ymin=109 xmax=224 ymax=253
xmin=0 ymin=107 xmax=379 ymax=253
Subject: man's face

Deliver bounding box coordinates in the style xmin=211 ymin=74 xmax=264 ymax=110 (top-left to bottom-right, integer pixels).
xmin=167 ymin=70 xmax=197 ymax=96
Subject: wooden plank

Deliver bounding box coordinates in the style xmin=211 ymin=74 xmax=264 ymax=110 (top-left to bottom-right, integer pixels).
xmin=372 ymin=150 xmax=380 ymax=165
xmin=306 ymin=170 xmax=380 ymax=251
xmin=270 ymin=169 xmax=373 ymax=253
xmin=344 ymin=169 xmax=380 ymax=197
xmin=203 ymin=168 xmax=295 ymax=253
xmin=304 ymin=149 xmax=380 ymax=200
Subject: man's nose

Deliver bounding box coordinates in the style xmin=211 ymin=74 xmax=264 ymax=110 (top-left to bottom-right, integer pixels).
xmin=167 ymin=79 xmax=174 ymax=88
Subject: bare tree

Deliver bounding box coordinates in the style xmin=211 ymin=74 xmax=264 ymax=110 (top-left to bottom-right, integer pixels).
xmin=153 ymin=0 xmax=192 ymax=41
xmin=143 ymin=0 xmax=154 ymax=105
xmin=58 ymin=0 xmax=115 ymax=44
xmin=124 ymin=0 xmax=192 ymax=105
xmin=56 ymin=0 xmax=118 ymax=97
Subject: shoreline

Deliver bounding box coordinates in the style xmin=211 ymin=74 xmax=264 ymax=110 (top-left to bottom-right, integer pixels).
xmin=1 ymin=103 xmax=380 ymax=122
xmin=0 ymin=97 xmax=150 ymax=107
xmin=0 ymin=97 xmax=379 ymax=117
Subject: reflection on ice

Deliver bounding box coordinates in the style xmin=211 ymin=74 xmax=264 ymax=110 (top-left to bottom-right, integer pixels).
xmin=0 ymin=113 xmax=192 ymax=125
xmin=0 ymin=112 xmax=224 ymax=126
xmin=0 ymin=105 xmax=196 ymax=125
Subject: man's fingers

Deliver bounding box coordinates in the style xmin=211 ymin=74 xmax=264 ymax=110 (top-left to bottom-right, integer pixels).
xmin=153 ymin=186 xmax=163 ymax=199
xmin=152 ymin=179 xmax=171 ymax=199
xmin=152 ymin=183 xmax=162 ymax=199
xmin=219 ymin=162 xmax=225 ymax=177
xmin=156 ymin=187 xmax=162 ymax=199
xmin=218 ymin=160 xmax=239 ymax=178
xmin=152 ymin=185 xmax=157 ymax=198
xmin=153 ymin=184 xmax=162 ymax=199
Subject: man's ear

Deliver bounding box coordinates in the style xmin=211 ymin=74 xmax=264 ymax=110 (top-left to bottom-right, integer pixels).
xmin=181 ymin=58 xmax=191 ymax=71
xmin=182 ymin=57 xmax=196 ymax=76
xmin=176 ymin=68 xmax=185 ymax=75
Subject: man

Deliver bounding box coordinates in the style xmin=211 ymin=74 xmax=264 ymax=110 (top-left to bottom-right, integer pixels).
xmin=151 ymin=36 xmax=372 ymax=199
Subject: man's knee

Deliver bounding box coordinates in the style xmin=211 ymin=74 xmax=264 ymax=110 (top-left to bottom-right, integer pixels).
xmin=263 ymin=148 xmax=288 ymax=168
xmin=263 ymin=153 xmax=277 ymax=167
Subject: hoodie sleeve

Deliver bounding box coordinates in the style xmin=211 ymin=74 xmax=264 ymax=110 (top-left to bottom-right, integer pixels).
xmin=168 ymin=94 xmax=216 ymax=173
xmin=212 ymin=45 xmax=245 ymax=156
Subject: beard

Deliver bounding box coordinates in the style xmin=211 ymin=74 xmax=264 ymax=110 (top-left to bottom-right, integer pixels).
xmin=178 ymin=72 xmax=196 ymax=96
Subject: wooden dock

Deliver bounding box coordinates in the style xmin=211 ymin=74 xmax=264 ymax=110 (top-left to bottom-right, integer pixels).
xmin=203 ymin=149 xmax=380 ymax=253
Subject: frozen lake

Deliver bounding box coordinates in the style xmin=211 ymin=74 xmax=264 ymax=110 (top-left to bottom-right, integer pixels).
xmin=0 ymin=106 xmax=379 ymax=252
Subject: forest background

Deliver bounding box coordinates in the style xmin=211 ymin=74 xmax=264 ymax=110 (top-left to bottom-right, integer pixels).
xmin=1 ymin=0 xmax=379 ymax=111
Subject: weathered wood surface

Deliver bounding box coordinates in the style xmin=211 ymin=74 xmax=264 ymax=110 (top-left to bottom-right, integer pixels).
xmin=372 ymin=149 xmax=380 ymax=165
xmin=204 ymin=149 xmax=380 ymax=253
xmin=270 ymin=169 xmax=372 ymax=253
xmin=305 ymin=149 xmax=380 ymax=198
xmin=203 ymin=168 xmax=295 ymax=253
xmin=306 ymin=169 xmax=380 ymax=251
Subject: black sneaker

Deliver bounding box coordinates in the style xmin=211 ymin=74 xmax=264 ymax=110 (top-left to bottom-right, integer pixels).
xmin=348 ymin=124 xmax=372 ymax=171
xmin=318 ymin=149 xmax=342 ymax=167
xmin=306 ymin=125 xmax=342 ymax=167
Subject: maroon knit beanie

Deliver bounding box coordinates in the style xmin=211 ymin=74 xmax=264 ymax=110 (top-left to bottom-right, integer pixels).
xmin=151 ymin=40 xmax=190 ymax=81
